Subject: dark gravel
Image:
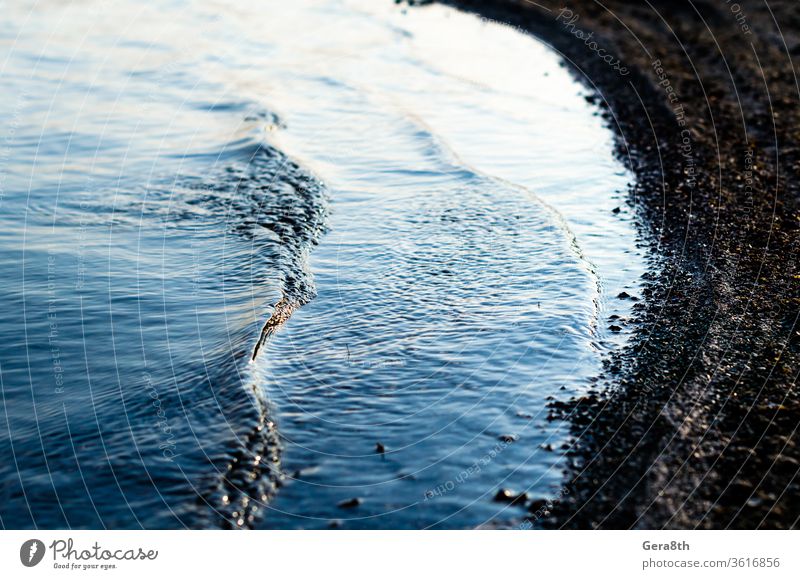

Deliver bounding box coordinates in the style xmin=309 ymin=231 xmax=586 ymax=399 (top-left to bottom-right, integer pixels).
xmin=433 ymin=0 xmax=800 ymax=529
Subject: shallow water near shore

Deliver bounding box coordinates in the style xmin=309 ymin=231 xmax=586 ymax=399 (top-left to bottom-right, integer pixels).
xmin=0 ymin=0 xmax=642 ymax=528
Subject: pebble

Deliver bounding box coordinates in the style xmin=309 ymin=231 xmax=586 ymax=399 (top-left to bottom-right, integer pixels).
xmin=494 ymin=489 xmax=528 ymax=505
xmin=337 ymin=498 xmax=362 ymax=509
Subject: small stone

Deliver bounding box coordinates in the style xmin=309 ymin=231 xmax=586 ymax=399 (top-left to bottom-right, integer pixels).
xmin=498 ymin=434 xmax=518 ymax=443
xmin=337 ymin=497 xmax=362 ymax=509
xmin=609 ymin=325 xmax=622 ymax=332
xmin=494 ymin=489 xmax=527 ymax=505
xmin=376 ymin=442 xmax=385 ymax=454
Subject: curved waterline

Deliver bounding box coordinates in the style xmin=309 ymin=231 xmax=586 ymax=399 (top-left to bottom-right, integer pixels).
xmin=0 ymin=0 xmax=644 ymax=529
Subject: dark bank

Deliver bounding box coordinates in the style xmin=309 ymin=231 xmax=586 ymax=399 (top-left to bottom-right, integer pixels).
xmin=434 ymin=0 xmax=800 ymax=529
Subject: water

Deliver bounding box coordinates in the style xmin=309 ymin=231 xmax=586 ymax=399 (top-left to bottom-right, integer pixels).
xmin=0 ymin=0 xmax=643 ymax=529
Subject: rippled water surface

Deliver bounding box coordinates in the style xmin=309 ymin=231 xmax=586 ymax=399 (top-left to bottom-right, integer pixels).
xmin=0 ymin=0 xmax=643 ymax=528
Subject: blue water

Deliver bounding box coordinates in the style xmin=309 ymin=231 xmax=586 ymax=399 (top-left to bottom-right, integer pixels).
xmin=0 ymin=0 xmax=643 ymax=529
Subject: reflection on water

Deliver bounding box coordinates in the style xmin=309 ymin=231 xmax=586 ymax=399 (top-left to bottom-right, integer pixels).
xmin=0 ymin=0 xmax=642 ymax=528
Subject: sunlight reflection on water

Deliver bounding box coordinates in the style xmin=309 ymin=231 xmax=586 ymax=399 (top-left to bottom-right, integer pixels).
xmin=0 ymin=0 xmax=643 ymax=529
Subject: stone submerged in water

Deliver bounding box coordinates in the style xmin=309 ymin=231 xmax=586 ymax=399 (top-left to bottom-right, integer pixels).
xmin=494 ymin=488 xmax=528 ymax=506
xmin=337 ymin=498 xmax=362 ymax=509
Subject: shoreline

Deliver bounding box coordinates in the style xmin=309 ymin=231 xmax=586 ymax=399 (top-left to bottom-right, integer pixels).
xmin=434 ymin=0 xmax=800 ymax=528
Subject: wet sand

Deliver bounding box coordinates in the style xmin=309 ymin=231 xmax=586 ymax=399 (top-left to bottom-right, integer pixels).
xmin=433 ymin=0 xmax=800 ymax=528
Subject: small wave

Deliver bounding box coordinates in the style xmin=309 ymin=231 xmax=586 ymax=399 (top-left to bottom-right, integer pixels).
xmin=184 ymin=140 xmax=328 ymax=527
